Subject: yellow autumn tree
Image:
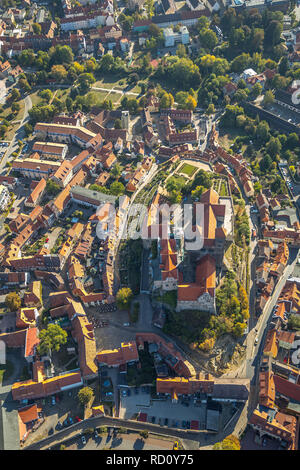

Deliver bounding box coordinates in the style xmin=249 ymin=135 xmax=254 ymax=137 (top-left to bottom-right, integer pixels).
xmin=198 ymin=337 xmax=215 ymax=352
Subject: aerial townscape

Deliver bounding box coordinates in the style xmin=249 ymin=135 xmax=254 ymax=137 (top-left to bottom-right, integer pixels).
xmin=0 ymin=0 xmax=299 ymax=455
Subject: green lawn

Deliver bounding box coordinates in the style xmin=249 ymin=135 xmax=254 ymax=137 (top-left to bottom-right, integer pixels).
xmin=179 ymin=163 xmax=197 ymax=177
xmin=94 ymin=74 xmax=128 ymax=90
xmin=170 ymin=174 xmax=188 ymax=186
xmin=220 ymin=180 xmax=229 ymax=197
xmin=29 ymin=91 xmax=43 ymax=107
xmin=86 ymin=90 xmax=124 ymax=106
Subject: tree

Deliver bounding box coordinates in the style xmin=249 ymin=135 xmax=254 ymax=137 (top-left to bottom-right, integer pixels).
xmin=5 ymin=292 xmax=21 ymax=311
xmin=110 ymin=162 xmax=121 ymax=179
xmin=279 ymin=56 xmax=289 ymax=76
xmin=78 ymin=386 xmax=94 ymax=406
xmin=176 ymin=44 xmax=186 ymax=58
xmin=266 ymin=137 xmax=281 ymax=158
xmin=114 ymin=118 xmax=122 ymax=129
xmin=19 ymin=78 xmax=31 ymax=93
xmin=12 ymin=102 xmax=20 ymax=113
xmin=84 ymin=59 xmax=97 ymax=73
xmin=10 ymin=88 xmax=21 ymax=102
xmin=232 ymin=322 xmax=246 ymax=337
xmin=149 ymin=24 xmax=161 ymax=38
xmin=262 ymin=90 xmax=274 ymax=107
xmin=234 ymin=88 xmax=249 ymax=103
xmin=159 ymin=92 xmax=174 ymax=109
xmin=32 ymin=23 xmax=42 ymax=35
xmin=197 ymin=16 xmax=210 ymax=31
xmin=50 ymin=45 xmax=74 ymax=65
xmin=24 ymin=123 xmax=33 ymax=136
xmin=220 ymin=105 xmax=244 ymax=128
xmin=109 ymin=181 xmax=125 ymax=196
xmin=206 ymin=103 xmax=215 ymax=115
xmin=37 ymin=324 xmax=68 ymax=355
xmin=46 ymin=179 xmax=61 ymax=195
xmin=161 ymin=57 xmax=201 ymax=90
xmin=39 ymin=89 xmax=53 ymax=102
xmin=255 ymin=121 xmax=270 ymax=143
xmin=271 ymin=175 xmax=286 ymax=195
xmin=265 ymin=20 xmax=283 ymax=47
xmin=116 ymin=287 xmax=133 ymax=310
xmin=251 ymin=83 xmax=262 ymax=99
xmin=213 ymin=434 xmax=241 ymax=450
xmin=18 ymin=49 xmax=36 ymax=67
xmin=231 ymin=53 xmax=250 ymax=73
xmin=199 ymin=29 xmax=218 ymax=51
xmin=145 ymin=0 xmax=154 ymax=18
xmin=191 ymin=185 xmax=205 ymax=200
xmin=175 ymin=91 xmax=197 ymax=110
xmin=286 ymin=133 xmax=299 ymax=150
xmin=51 ymin=64 xmax=67 ymax=82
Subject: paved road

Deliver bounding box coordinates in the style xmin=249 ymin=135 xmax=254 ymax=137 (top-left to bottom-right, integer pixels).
xmin=25 ymin=415 xmax=205 ymax=450
xmin=66 ymin=431 xmax=174 ymax=451
xmin=114 ymin=163 xmax=158 ymax=290
xmin=92 ymin=86 xmax=140 ymax=97
xmin=278 ymin=163 xmax=300 ymax=220
xmin=0 ymin=350 xmax=28 ymax=450
xmin=0 ymin=94 xmax=32 ymax=173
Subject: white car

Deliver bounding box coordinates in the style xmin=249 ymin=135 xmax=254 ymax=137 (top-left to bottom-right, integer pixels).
xmin=254 ymin=336 xmax=259 ymax=345
xmin=81 ymin=435 xmax=86 ymax=445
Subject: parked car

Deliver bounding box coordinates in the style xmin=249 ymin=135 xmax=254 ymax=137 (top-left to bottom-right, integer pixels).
xmin=94 ymin=430 xmax=99 ymax=439
xmin=56 ymin=422 xmax=63 ymax=430
xmin=151 ymin=416 xmax=155 ymax=424
xmin=75 ymin=416 xmax=82 ymax=422
xmin=255 ymin=336 xmax=259 ymax=345
xmin=48 ymin=427 xmax=54 ymax=435
xmin=51 ymin=396 xmax=55 ymax=406
xmin=81 ymin=435 xmax=86 ymax=445
xmin=127 ymin=389 xmax=131 ymax=396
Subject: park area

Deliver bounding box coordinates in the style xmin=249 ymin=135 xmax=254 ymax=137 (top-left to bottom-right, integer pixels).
xmin=178 ymin=163 xmax=198 ymax=178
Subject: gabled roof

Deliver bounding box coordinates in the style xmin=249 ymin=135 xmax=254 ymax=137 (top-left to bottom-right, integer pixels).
xmin=24 ymin=327 xmax=39 ymax=358
xmin=178 ymin=254 xmax=216 ymax=301
xmin=97 ymin=341 xmax=139 ymax=366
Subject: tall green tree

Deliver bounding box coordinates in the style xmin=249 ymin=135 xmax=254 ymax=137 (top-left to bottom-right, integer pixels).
xmin=37 ymin=324 xmax=68 ymax=355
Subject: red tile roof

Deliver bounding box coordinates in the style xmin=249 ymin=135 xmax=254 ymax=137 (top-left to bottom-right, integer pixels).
xmin=24 ymin=327 xmax=39 ymax=358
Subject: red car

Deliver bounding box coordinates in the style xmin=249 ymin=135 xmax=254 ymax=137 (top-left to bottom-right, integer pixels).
xmin=45 ymin=238 xmax=49 ymax=243
xmin=75 ymin=416 xmax=82 ymax=422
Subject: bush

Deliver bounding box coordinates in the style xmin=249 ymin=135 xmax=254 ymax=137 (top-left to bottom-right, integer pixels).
xmin=118 ymin=427 xmax=127 ymax=434
xmin=98 ymin=426 xmax=107 ymax=434
xmin=77 ymin=386 xmax=94 ymax=406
